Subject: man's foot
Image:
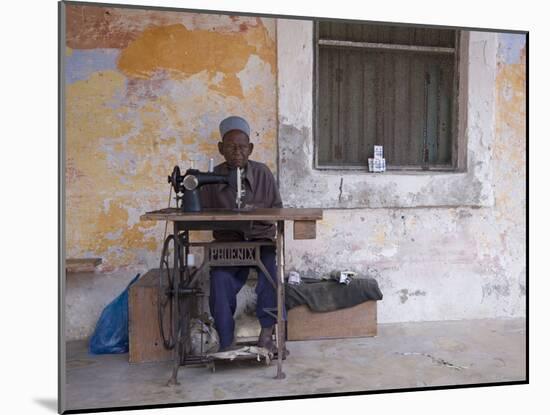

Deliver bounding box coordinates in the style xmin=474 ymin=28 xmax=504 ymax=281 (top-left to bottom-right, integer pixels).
xmin=257 ymin=326 xmax=290 ymax=359
xmin=257 ymin=326 xmax=276 ymax=353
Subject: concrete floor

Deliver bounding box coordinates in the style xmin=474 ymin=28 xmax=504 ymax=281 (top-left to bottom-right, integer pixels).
xmin=65 ymin=318 xmax=526 ymax=411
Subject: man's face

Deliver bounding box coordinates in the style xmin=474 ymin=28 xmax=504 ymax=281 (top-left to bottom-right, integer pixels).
xmin=218 ymin=130 xmax=254 ymax=169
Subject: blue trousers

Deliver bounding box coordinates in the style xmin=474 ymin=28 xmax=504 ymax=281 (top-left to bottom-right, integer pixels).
xmin=209 ymin=245 xmax=284 ymax=349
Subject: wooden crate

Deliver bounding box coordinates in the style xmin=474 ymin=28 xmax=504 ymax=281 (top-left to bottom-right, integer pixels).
xmin=128 ymin=269 xmax=173 ymax=363
xmin=287 ymin=301 xmax=377 ymax=341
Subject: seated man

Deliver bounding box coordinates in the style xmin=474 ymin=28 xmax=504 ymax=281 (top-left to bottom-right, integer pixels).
xmin=200 ymin=115 xmax=284 ymax=353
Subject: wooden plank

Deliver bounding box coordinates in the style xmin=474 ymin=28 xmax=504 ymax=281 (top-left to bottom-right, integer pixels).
xmin=323 ymin=46 xmax=339 ymax=163
xmin=375 ymin=51 xmax=385 ymax=157
xmin=378 ymin=25 xmax=390 ymax=43
xmin=317 ymin=47 xmax=332 ymax=164
xmin=349 ymin=49 xmax=365 ymax=164
xmin=66 ymin=258 xmax=102 ymax=273
xmin=426 ymin=58 xmax=440 ymax=164
xmin=456 ymin=31 xmax=469 ymax=171
xmin=318 ymin=21 xmax=329 ymax=38
xmin=393 ymin=53 xmax=411 ymax=165
xmin=405 ymin=54 xmax=414 ymax=164
xmin=408 ymin=55 xmax=425 ymax=166
xmin=316 ymin=25 xmax=455 ymax=48
xmin=141 ymin=208 xmax=324 ymax=222
xmin=437 ymin=59 xmax=453 ymax=164
xmin=382 ymin=53 xmax=394 ymax=163
xmin=438 ymin=29 xmax=456 ymax=48
xmin=389 ymin=53 xmax=397 ymax=163
xmin=362 ymin=23 xmax=379 ymax=43
xmin=453 ymin=31 xmax=465 ymax=169
xmin=393 ymin=26 xmax=413 ymax=45
xmin=339 ymin=48 xmax=365 ymax=164
xmin=363 ymin=52 xmax=377 ymax=161
xmin=129 ymin=269 xmax=173 ymax=363
xmin=413 ymin=27 xmax=425 ymax=45
xmin=287 ymin=301 xmax=377 ymax=341
xmin=318 ymin=39 xmax=455 ymax=54
xmin=293 ymin=220 xmax=317 ymax=240
xmin=359 ymin=54 xmax=367 ymax=163
xmin=340 ymin=48 xmax=352 ymax=163
xmin=329 ymin=21 xmax=347 ymax=40
xmin=425 ymin=28 xmax=441 ymax=47
xmin=333 ymin=48 xmax=343 ymax=161
xmin=349 ymin=22 xmax=364 ymax=43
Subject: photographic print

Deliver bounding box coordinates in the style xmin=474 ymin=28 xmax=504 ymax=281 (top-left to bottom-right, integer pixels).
xmin=59 ymin=1 xmax=527 ymax=412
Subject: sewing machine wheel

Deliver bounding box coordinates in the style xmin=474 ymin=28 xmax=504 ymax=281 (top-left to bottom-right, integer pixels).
xmin=168 ymin=166 xmax=182 ymax=193
xmin=159 ymin=232 xmax=193 ymax=359
xmin=158 ymin=234 xmax=177 ymax=350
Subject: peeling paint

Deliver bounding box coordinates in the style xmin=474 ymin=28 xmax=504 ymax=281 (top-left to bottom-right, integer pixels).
xmin=397 ymin=289 xmax=427 ymax=304
xmin=280 ymin=25 xmax=525 ymax=323
xmin=278 ymin=23 xmax=497 ymax=209
xmin=65 ymin=6 xmax=278 ymax=270
xmin=482 ymin=283 xmax=511 ymax=300
xmin=65 ymin=8 xmax=525 ymax=332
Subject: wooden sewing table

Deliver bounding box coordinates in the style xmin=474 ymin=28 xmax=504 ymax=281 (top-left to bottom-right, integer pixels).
xmin=140 ymin=207 xmax=323 ymax=385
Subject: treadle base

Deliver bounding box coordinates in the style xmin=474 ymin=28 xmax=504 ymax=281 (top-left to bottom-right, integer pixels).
xmin=207 ymin=346 xmax=272 ymax=363
xmin=181 ymin=355 xmax=214 ymax=366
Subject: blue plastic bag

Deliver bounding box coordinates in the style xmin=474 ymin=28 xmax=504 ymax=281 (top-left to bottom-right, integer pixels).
xmin=89 ymin=273 xmax=140 ymax=354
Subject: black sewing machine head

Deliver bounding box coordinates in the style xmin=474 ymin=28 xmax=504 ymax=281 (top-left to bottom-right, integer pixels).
xmin=168 ymin=165 xmax=240 ymax=212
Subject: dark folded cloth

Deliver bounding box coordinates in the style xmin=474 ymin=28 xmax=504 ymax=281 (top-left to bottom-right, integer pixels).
xmin=285 ymin=277 xmax=383 ymax=312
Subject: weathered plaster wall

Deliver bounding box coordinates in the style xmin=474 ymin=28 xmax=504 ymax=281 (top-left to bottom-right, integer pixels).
xmin=64 ymin=5 xmax=278 ymax=340
xmin=65 ymin=5 xmax=278 ymax=273
xmin=278 ymin=20 xmax=526 ymax=322
xmin=278 ymin=22 xmax=495 ymax=209
xmin=64 ymin=9 xmax=525 ymax=339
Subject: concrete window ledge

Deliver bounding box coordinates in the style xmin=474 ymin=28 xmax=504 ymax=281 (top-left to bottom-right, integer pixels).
xmin=277 ymin=19 xmax=497 ymax=209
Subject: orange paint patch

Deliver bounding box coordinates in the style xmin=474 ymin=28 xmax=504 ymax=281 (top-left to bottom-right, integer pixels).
xmin=494 ymin=61 xmax=526 ymax=171
xmin=84 ymin=202 xmax=161 ymax=255
xmin=182 ymin=135 xmax=197 ymax=145
xmin=118 ymin=24 xmax=258 ymax=97
xmin=198 ymin=142 xmax=219 ymax=154
xmin=65 ymin=10 xmax=278 ymax=271
xmin=493 ymin=55 xmax=526 ymax=222
xmin=123 ymin=222 xmax=158 ymax=251
xmin=97 ymin=201 xmax=129 ymax=234
xmin=242 ymin=22 xmax=277 ymax=75
xmin=210 ymin=73 xmax=245 ymax=99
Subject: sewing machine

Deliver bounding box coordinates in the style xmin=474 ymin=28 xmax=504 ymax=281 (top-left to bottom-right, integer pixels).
xmin=138 ymin=164 xmax=323 ymax=385
xmin=167 ymin=164 xmax=246 ymax=212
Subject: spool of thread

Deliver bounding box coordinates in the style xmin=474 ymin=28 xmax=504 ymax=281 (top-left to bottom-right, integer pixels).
xmin=237 ymin=168 xmax=242 ymax=208
xmin=187 ymin=254 xmax=196 ymax=267
xmin=288 ymin=271 xmax=301 ymax=285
